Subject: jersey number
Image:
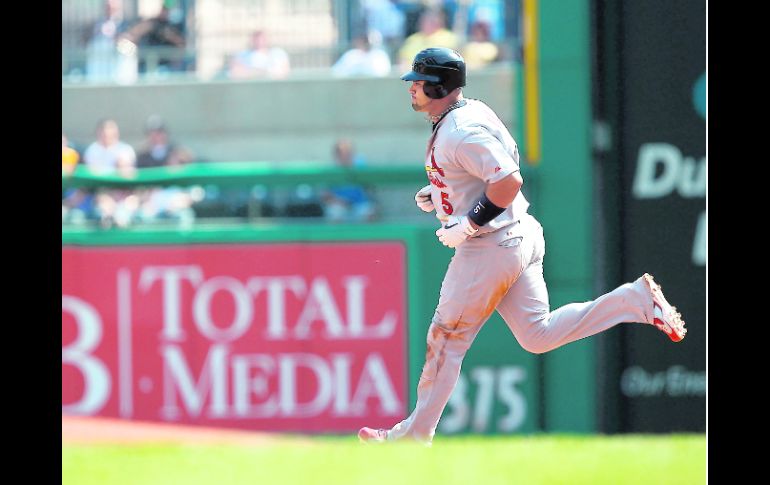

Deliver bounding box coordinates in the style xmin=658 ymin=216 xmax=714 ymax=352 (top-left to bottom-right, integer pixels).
xmin=441 ymin=192 xmax=454 ymax=214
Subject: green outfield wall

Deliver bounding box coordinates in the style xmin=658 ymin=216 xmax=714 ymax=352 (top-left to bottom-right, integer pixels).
xmin=518 ymin=0 xmax=596 ymax=432
xmin=64 ymin=147 xmax=595 ymax=436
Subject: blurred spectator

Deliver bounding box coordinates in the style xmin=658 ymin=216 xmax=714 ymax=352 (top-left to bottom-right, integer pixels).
xmin=84 ymin=0 xmax=136 ymax=84
xmin=361 ymin=0 xmax=406 ymax=54
xmin=136 ymin=114 xmax=194 ymax=168
xmin=398 ymin=8 xmax=459 ymax=69
xmin=83 ymin=119 xmax=138 ymax=228
xmin=322 ymin=139 xmax=377 ymax=223
xmin=461 ymin=19 xmax=499 ymax=69
xmin=228 ymin=30 xmax=291 ymax=80
xmin=134 ymin=185 xmax=196 ymax=227
xmin=133 ymin=114 xmax=197 ymax=227
xmin=83 ymin=118 xmax=136 ymax=176
xmin=93 ymin=190 xmax=141 ymax=229
xmin=62 ymin=134 xmax=80 ymax=175
xmin=62 ymin=188 xmax=97 ymax=226
xmin=332 ymin=33 xmax=391 ymax=78
xmin=62 ymin=133 xmax=94 ymax=226
xmin=119 ymin=1 xmax=187 ymax=75
xmin=466 ymin=1 xmax=506 ymax=41
xmin=440 ymin=0 xmax=506 ymax=41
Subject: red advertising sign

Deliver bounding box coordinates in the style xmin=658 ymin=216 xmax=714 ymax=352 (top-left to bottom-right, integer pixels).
xmin=62 ymin=243 xmax=407 ymax=432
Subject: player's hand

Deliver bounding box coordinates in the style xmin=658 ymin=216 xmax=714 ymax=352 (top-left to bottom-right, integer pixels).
xmin=414 ymin=185 xmax=434 ymax=212
xmin=436 ymin=215 xmax=478 ymax=248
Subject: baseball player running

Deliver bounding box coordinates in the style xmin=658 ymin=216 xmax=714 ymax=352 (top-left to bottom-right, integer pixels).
xmin=359 ymin=47 xmax=686 ymax=445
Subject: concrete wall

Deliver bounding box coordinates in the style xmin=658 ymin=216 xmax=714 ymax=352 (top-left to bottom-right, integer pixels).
xmin=62 ymin=64 xmax=516 ymax=166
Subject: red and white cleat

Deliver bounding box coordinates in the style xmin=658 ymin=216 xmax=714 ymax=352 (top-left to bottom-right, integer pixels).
xmin=643 ymin=273 xmax=687 ymax=342
xmin=358 ymin=427 xmax=388 ymax=444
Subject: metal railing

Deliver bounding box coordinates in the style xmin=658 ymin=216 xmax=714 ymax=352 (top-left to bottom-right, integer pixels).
xmin=62 ymin=160 xmax=541 ymax=230
xmin=62 ymin=161 xmax=427 ymax=228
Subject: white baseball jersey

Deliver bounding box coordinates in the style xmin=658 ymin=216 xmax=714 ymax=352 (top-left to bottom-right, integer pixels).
xmin=425 ymin=98 xmax=529 ymax=235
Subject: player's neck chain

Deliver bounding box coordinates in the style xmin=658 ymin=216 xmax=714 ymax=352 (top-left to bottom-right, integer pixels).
xmin=429 ymin=99 xmax=468 ymax=130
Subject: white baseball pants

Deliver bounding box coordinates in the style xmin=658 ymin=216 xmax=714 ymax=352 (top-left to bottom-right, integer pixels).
xmin=387 ymin=213 xmax=655 ymax=443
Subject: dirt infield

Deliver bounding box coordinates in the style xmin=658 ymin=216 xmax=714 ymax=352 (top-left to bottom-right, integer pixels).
xmin=62 ymin=415 xmax=310 ymax=446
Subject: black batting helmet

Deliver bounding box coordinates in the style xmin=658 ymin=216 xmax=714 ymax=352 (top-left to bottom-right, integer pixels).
xmin=401 ymin=47 xmax=466 ymax=99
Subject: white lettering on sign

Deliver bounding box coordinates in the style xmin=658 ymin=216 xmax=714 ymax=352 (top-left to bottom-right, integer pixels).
xmin=193 ymin=276 xmax=253 ymax=342
xmin=294 ymin=278 xmax=346 ymax=339
xmin=631 ymin=143 xmax=707 ymax=267
xmin=620 ymin=365 xmax=706 ymax=398
xmin=159 ymin=346 xmax=401 ymax=419
xmin=63 ymin=259 xmax=404 ymax=426
xmin=348 ymin=353 xmax=401 ymax=415
xmin=632 ymin=143 xmax=706 ymax=199
xmin=62 ymin=296 xmax=111 ymax=414
xmin=278 ymin=353 xmax=333 ymax=417
xmin=439 ymin=366 xmax=528 ymax=433
xmin=247 ymin=276 xmax=305 ymax=340
xmin=160 ymin=343 xmax=229 ymax=419
xmin=139 ymin=266 xmax=204 ymax=342
xmin=331 ymin=354 xmax=353 ymax=416
xmin=343 ymin=277 xmax=398 ymax=339
xmin=232 ymin=354 xmax=278 ymax=417
xmin=140 ymin=267 xmax=397 ymax=341
xmin=496 ymin=367 xmax=527 ymax=432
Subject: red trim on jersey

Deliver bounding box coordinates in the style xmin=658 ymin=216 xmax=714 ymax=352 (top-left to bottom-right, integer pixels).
xmin=427 ymin=172 xmax=447 ymax=188
xmin=430 ymin=147 xmax=445 ymax=176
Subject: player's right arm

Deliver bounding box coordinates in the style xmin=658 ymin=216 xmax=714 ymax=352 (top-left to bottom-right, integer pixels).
xmin=454 ymin=127 xmax=522 ymax=229
xmin=484 ymin=172 xmax=522 ymax=209
xmin=467 ymin=172 xmax=522 ymax=230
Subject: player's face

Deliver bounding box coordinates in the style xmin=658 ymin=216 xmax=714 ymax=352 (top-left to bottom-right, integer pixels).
xmin=409 ymin=81 xmax=431 ymax=112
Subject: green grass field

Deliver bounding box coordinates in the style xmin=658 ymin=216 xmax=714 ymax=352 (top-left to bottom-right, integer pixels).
xmin=62 ymin=434 xmax=706 ymax=485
